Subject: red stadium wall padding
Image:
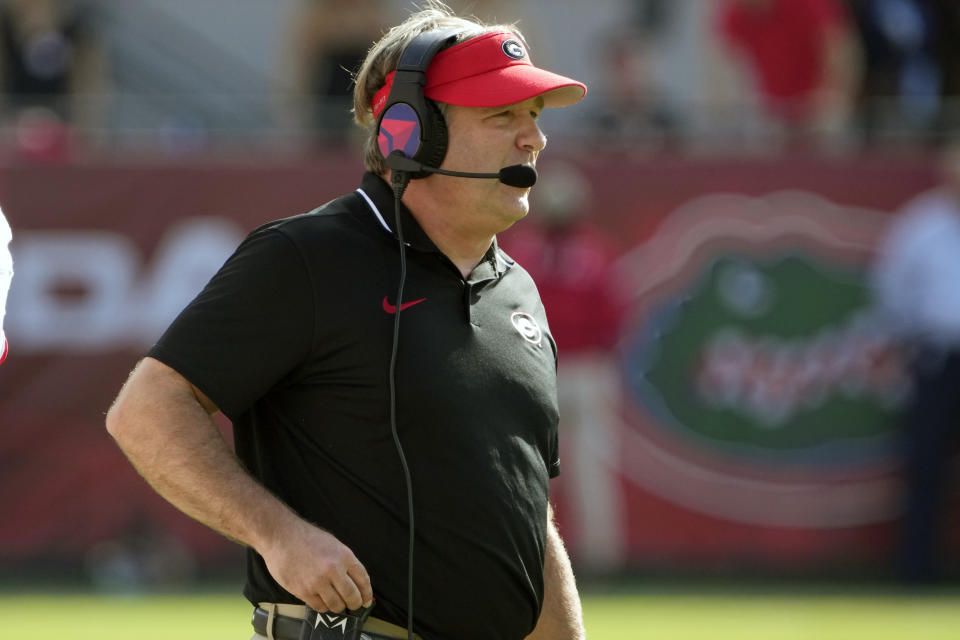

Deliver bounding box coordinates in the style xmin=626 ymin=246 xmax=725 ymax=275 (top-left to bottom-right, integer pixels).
xmin=1 ymin=152 xmax=955 ymax=580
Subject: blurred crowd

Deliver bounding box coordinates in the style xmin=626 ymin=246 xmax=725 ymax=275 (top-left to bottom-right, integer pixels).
xmin=591 ymin=0 xmax=960 ymax=153
xmin=0 ymin=0 xmax=959 ymax=159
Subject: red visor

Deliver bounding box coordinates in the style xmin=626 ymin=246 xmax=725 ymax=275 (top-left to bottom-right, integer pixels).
xmin=372 ymin=31 xmax=586 ymax=118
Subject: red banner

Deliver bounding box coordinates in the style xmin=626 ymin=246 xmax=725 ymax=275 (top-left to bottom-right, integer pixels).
xmin=1 ymin=152 xmax=954 ymax=581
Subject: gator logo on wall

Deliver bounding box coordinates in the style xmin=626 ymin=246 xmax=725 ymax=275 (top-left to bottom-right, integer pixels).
xmin=615 ymin=192 xmax=910 ymax=528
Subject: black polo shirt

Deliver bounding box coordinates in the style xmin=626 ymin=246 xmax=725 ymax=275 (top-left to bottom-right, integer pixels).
xmin=148 ymin=172 xmax=560 ymax=640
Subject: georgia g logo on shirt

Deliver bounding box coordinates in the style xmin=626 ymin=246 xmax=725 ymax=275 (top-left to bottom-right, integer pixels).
xmin=511 ymin=311 xmax=542 ymax=346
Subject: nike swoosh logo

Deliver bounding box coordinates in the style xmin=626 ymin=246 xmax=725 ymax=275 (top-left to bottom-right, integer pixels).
xmin=382 ymin=296 xmax=427 ymax=314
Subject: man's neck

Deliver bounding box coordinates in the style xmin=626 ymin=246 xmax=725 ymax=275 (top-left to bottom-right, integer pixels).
xmin=400 ymin=182 xmax=497 ymax=280
xmin=415 ymin=209 xmax=494 ymax=279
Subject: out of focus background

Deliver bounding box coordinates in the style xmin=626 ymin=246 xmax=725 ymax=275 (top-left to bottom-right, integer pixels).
xmin=2 ymin=0 xmax=960 ymax=637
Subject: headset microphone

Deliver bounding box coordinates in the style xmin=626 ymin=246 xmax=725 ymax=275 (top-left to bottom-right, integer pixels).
xmin=497 ymin=164 xmax=539 ymax=188
xmin=386 ymin=152 xmax=537 ymax=188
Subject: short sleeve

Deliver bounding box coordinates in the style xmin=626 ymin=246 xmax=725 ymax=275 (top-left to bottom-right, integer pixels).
xmin=149 ymin=227 xmax=314 ymax=420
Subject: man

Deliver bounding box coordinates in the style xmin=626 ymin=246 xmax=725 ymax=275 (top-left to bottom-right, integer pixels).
xmin=106 ymin=4 xmax=587 ymax=640
xmin=873 ymin=139 xmax=960 ymax=583
xmin=503 ymin=163 xmax=626 ymax=574
xmin=0 ymin=206 xmax=11 ymax=364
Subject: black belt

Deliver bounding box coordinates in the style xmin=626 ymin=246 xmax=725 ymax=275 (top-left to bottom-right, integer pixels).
xmin=251 ymin=605 xmax=415 ymax=640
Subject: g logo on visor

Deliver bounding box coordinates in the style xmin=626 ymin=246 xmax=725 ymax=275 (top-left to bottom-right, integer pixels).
xmin=377 ymin=103 xmax=422 ymax=159
xmin=502 ymin=40 xmax=525 ymax=60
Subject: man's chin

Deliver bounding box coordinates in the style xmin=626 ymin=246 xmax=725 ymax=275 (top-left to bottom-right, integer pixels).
xmin=504 ymin=193 xmax=530 ymax=218
xmin=499 ymin=206 xmax=529 ymax=232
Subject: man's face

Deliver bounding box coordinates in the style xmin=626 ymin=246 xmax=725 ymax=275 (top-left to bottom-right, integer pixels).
xmin=424 ymin=96 xmax=547 ymax=233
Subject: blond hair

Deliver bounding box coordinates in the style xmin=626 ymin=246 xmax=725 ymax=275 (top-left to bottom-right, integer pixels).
xmin=352 ymin=1 xmax=522 ymax=175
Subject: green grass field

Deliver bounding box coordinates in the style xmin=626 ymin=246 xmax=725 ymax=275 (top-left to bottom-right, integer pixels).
xmin=3 ymin=590 xmax=959 ymax=639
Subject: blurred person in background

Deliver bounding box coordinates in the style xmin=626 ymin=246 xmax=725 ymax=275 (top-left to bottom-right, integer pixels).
xmin=278 ymin=0 xmax=388 ymax=146
xmin=503 ymin=162 xmax=627 ymax=575
xmin=847 ymin=0 xmax=941 ymax=142
xmin=930 ymin=0 xmax=960 ymax=131
xmin=588 ymin=1 xmax=680 ymax=152
xmin=0 ymin=0 xmax=108 ymax=160
xmin=872 ymin=138 xmax=960 ymax=583
xmin=277 ymin=0 xmax=539 ymax=148
xmin=712 ymin=0 xmax=862 ymax=147
xmin=0 ymin=206 xmax=11 ymax=365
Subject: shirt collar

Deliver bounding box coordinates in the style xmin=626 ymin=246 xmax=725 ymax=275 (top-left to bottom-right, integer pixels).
xmin=471 ymin=236 xmax=514 ymax=282
xmin=356 ymin=172 xmax=439 ymax=253
xmin=356 ymin=172 xmax=515 ymax=278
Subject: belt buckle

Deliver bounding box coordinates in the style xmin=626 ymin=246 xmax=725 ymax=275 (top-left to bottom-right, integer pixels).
xmin=302 ymin=604 xmax=375 ymax=640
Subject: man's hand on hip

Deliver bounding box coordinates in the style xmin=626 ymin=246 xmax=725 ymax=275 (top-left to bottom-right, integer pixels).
xmin=261 ymin=516 xmax=374 ymax=613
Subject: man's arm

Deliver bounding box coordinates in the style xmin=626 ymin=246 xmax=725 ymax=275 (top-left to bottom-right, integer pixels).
xmin=526 ymin=504 xmax=586 ymax=639
xmin=105 ymin=356 xmax=372 ymax=612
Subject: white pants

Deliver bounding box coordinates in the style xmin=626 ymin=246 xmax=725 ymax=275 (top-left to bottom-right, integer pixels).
xmin=556 ymin=352 xmax=627 ymax=572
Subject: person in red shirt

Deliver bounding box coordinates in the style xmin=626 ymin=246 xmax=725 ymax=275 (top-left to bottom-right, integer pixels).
xmin=503 ymin=162 xmax=627 ymax=573
xmin=715 ymin=0 xmax=862 ymax=139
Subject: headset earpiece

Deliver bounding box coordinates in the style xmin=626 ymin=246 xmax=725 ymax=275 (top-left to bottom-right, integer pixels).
xmin=375 ymin=29 xmax=459 ymax=178
xmin=419 ymin=100 xmax=448 ymax=171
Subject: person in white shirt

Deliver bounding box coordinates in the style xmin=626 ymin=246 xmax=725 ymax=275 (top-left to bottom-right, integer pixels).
xmin=873 ymin=139 xmax=960 ymax=583
xmin=0 ymin=207 xmax=12 ymax=364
